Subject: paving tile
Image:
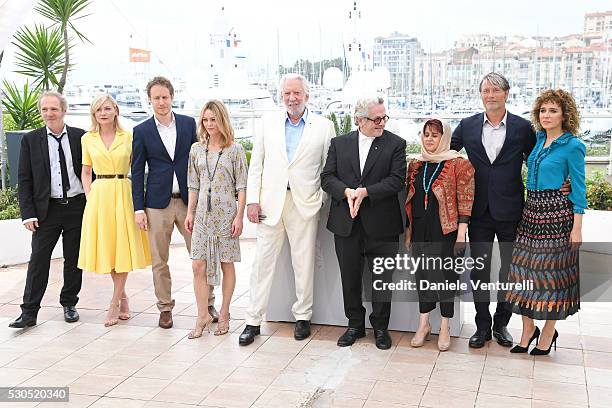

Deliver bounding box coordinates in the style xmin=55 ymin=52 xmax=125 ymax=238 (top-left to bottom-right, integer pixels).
xmin=420 ymin=385 xmax=477 ymax=408
xmin=68 ymin=373 xmax=126 ymax=396
xmin=368 ymin=380 xmax=425 ymax=404
xmin=532 ymin=380 xmax=588 ymax=406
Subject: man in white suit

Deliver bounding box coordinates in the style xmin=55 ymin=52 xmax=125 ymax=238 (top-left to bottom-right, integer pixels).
xmin=239 ymin=73 xmax=335 ymax=345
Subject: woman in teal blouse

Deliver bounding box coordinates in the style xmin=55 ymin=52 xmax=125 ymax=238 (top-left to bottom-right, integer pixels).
xmin=506 ymin=89 xmax=585 ymax=356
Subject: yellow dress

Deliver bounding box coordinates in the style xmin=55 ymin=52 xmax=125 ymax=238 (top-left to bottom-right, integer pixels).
xmin=78 ymin=130 xmax=151 ymax=274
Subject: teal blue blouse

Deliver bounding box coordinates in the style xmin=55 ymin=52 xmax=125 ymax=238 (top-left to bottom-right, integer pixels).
xmin=526 ymin=131 xmax=587 ymax=214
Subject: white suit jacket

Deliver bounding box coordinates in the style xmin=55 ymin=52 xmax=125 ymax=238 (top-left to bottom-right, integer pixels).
xmin=246 ymin=110 xmax=335 ymax=226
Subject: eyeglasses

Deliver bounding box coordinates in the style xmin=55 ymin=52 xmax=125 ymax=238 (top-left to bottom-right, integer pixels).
xmin=365 ymin=115 xmax=389 ymax=124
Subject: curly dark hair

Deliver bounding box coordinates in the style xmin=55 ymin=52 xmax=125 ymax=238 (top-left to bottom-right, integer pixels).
xmin=531 ymin=89 xmax=580 ymax=135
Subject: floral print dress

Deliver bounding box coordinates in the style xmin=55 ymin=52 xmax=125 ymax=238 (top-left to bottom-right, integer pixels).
xmin=187 ymin=142 xmax=248 ymax=285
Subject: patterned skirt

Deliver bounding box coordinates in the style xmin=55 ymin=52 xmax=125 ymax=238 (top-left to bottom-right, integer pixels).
xmin=505 ymin=189 xmax=580 ymax=320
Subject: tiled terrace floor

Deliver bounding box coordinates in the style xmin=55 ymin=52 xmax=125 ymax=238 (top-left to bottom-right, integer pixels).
xmin=1 ymin=239 xmax=612 ymax=407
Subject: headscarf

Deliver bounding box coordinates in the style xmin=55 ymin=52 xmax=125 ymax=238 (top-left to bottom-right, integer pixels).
xmin=417 ymin=119 xmax=462 ymax=163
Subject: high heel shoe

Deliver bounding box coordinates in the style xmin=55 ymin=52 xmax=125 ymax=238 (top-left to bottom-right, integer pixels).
xmin=214 ymin=313 xmax=231 ymax=336
xmin=438 ymin=326 xmax=451 ymax=352
xmin=104 ymin=302 xmax=120 ymax=327
xmin=530 ymin=329 xmax=558 ymax=356
xmin=188 ymin=314 xmax=213 ymax=339
xmin=410 ymin=323 xmax=431 ymax=347
xmin=510 ymin=326 xmax=540 ymax=353
xmin=118 ymin=297 xmax=130 ymax=320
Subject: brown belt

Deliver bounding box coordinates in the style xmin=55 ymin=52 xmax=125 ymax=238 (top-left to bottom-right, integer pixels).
xmin=97 ymin=174 xmax=127 ymax=179
xmin=171 ymin=193 xmax=182 ymax=199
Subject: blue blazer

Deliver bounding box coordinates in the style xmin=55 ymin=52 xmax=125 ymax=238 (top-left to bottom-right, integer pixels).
xmin=451 ymin=112 xmax=536 ymax=222
xmin=131 ymin=113 xmax=197 ymax=211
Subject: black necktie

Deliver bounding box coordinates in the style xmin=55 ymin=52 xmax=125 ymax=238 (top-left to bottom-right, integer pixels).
xmin=51 ymin=133 xmax=70 ymax=200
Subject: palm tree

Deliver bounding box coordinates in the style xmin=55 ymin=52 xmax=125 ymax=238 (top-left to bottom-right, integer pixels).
xmin=34 ymin=0 xmax=93 ymax=93
xmin=12 ymin=24 xmax=65 ymax=91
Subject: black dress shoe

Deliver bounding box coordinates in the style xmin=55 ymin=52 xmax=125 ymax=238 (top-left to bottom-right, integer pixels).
xmin=469 ymin=329 xmax=492 ymax=348
xmin=337 ymin=327 xmax=366 ymax=347
xmin=374 ymin=329 xmax=392 ymax=350
xmin=8 ymin=314 xmax=37 ymax=328
xmin=208 ymin=305 xmax=219 ymax=323
xmin=63 ymin=306 xmax=79 ymax=323
xmin=239 ymin=325 xmax=260 ymax=346
xmin=294 ymin=320 xmax=311 ymax=340
xmin=493 ymin=325 xmax=513 ymax=347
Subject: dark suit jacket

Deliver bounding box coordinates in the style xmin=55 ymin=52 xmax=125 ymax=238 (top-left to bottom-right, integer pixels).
xmin=17 ymin=125 xmax=85 ymax=222
xmin=321 ymin=130 xmax=407 ymax=238
xmin=451 ymin=112 xmax=536 ymax=222
xmin=131 ymin=113 xmax=197 ymax=211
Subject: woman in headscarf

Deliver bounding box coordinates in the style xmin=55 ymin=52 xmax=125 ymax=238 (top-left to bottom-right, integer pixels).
xmin=405 ymin=118 xmax=475 ymax=351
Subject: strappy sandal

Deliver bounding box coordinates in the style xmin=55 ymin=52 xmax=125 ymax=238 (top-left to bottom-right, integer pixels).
xmin=214 ymin=313 xmax=231 ymax=336
xmin=188 ymin=314 xmax=213 ymax=339
xmin=104 ymin=302 xmax=120 ymax=327
xmin=118 ymin=296 xmax=130 ymax=320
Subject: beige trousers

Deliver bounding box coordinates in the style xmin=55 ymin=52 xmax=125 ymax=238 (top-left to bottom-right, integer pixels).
xmin=146 ymin=198 xmax=215 ymax=312
xmin=245 ymin=191 xmax=318 ymax=326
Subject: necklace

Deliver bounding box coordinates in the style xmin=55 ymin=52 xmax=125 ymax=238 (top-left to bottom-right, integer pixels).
xmin=422 ymin=161 xmax=442 ymax=210
xmin=204 ymin=139 xmax=223 ymax=212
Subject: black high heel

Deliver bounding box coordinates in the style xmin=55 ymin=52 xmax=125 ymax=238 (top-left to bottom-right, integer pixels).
xmin=530 ymin=329 xmax=558 ymax=356
xmin=510 ymin=326 xmax=540 ymax=353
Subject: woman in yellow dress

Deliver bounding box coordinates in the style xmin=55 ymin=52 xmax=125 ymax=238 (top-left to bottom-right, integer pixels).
xmin=78 ymin=94 xmax=151 ymax=327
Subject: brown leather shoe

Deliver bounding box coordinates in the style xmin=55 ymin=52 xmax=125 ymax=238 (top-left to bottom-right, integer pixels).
xmin=159 ymin=311 xmax=173 ymax=329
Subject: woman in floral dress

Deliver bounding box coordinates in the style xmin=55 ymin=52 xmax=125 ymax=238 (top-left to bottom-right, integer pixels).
xmin=185 ymin=100 xmax=247 ymax=338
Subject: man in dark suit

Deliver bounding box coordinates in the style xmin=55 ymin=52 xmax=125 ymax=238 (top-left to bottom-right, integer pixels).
xmin=9 ymin=91 xmax=86 ymax=328
xmin=131 ymin=76 xmax=217 ymax=329
xmin=322 ymin=96 xmax=406 ymax=350
xmin=451 ymin=72 xmax=536 ymax=348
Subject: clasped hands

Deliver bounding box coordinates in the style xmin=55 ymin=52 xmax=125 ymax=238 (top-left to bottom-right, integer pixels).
xmin=344 ymin=187 xmax=368 ymax=218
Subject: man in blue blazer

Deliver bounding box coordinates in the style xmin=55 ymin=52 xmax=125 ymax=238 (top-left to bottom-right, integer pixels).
xmin=132 ymin=76 xmax=217 ymax=329
xmin=451 ymin=73 xmax=536 ymax=348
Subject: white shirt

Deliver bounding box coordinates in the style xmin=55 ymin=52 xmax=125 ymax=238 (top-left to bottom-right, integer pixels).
xmin=154 ymin=113 xmax=180 ymax=193
xmin=358 ymin=130 xmax=376 ymax=174
xmin=47 ymin=126 xmax=84 ymax=198
xmin=482 ymin=110 xmax=508 ymax=163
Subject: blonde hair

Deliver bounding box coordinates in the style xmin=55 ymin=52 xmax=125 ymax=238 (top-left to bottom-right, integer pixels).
xmin=89 ymin=94 xmax=124 ymax=133
xmin=196 ymin=100 xmax=234 ymax=148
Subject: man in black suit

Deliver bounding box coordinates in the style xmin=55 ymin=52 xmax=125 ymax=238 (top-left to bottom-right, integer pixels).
xmin=9 ymin=91 xmax=86 ymax=328
xmin=322 ymin=96 xmax=406 ymax=350
xmin=451 ymin=73 xmax=536 ymax=348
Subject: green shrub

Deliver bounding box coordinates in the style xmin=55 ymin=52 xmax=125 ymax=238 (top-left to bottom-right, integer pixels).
xmin=586 ymin=171 xmax=612 ymax=211
xmin=0 ymin=187 xmax=20 ymax=220
xmin=2 ymin=114 xmax=20 ymax=131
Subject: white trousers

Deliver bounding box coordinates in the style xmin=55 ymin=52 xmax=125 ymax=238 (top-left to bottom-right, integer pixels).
xmin=245 ymin=191 xmax=318 ymax=326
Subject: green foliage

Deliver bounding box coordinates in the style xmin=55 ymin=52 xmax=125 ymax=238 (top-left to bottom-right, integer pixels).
xmin=12 ymin=24 xmax=65 ymax=90
xmin=244 ymin=150 xmax=251 ymax=166
xmin=278 ymin=57 xmax=346 ymax=83
xmin=0 ymin=187 xmax=20 ymax=220
xmin=2 ymin=114 xmax=20 ymax=132
xmin=586 ymin=146 xmax=610 ymax=157
xmin=34 ymin=0 xmax=93 ymax=93
xmin=586 ymin=171 xmax=612 ymax=211
xmin=326 ymin=113 xmax=353 ymax=136
xmin=35 ymin=0 xmax=93 ymax=43
xmin=406 ymin=142 xmax=421 ymax=154
xmin=1 ymin=80 xmax=43 ymax=130
xmin=238 ymin=139 xmax=253 ymax=151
